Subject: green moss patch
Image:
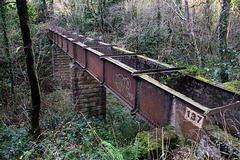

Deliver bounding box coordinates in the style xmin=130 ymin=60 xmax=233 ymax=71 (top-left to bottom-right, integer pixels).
xmin=195 ymin=76 xmax=214 ymax=84
xmin=223 ymin=80 xmax=240 ymax=94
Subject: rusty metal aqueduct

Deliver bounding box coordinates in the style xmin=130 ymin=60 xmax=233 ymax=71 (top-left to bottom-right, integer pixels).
xmin=49 ymin=27 xmax=240 ymax=140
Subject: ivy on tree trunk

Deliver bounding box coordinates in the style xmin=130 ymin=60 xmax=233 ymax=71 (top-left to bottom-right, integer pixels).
xmin=16 ymin=0 xmax=41 ymax=139
xmin=218 ymin=0 xmax=231 ymax=82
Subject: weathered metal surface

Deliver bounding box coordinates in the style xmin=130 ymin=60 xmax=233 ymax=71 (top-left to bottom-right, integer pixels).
xmin=83 ymin=45 xmax=116 ymax=49
xmin=85 ymin=48 xmax=104 ymax=82
xmin=138 ymin=79 xmax=173 ymax=127
xmin=139 ymin=75 xmax=209 ymax=112
xmin=67 ymin=38 xmax=74 ymax=58
xmin=49 ymin=28 xmax=240 ymax=141
xmin=75 ymin=43 xmax=86 ymax=68
xmin=171 ymin=97 xmax=208 ymax=140
xmin=132 ymin=67 xmax=187 ymax=76
xmin=62 ymin=36 xmax=68 ymax=53
xmin=57 ymin=34 xmax=60 ymax=45
xmin=104 ymin=60 xmax=136 ymax=109
xmin=55 ymin=32 xmax=58 ymax=45
xmin=205 ymin=102 xmax=240 ymax=116
xmin=59 ymin=35 xmax=63 ymax=48
xmin=100 ymin=53 xmax=139 ymax=59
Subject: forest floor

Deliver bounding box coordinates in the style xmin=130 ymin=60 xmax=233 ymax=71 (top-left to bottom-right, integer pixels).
xmin=1 ymin=87 xmax=240 ymax=159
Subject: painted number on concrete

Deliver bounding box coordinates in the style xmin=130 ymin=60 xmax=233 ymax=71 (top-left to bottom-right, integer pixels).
xmin=185 ymin=107 xmax=204 ymax=128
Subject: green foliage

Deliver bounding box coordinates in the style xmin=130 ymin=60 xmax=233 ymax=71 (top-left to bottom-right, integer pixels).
xmin=52 ymin=0 xmax=240 ymax=82
xmin=0 ymin=89 xmax=150 ymax=159
xmin=107 ymin=0 xmax=123 ymax=4
xmin=177 ymin=50 xmax=239 ymax=82
xmin=0 ymin=125 xmax=32 ymax=159
xmin=98 ymin=136 xmax=141 ymax=160
xmin=138 ymin=23 xmax=167 ymax=59
xmin=136 ymin=128 xmax=178 ymax=159
xmin=99 ymin=141 xmax=124 ymax=160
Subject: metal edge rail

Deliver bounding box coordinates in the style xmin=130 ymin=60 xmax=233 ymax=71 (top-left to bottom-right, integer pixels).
xmin=49 ymin=29 xmax=240 ymax=113
xmin=48 ymin=28 xmax=240 ymax=133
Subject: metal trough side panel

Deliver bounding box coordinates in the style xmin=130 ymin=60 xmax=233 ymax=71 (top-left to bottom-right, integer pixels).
xmin=62 ymin=36 xmax=68 ymax=52
xmin=59 ymin=35 xmax=63 ymax=48
xmin=67 ymin=38 xmax=74 ymax=58
xmin=85 ymin=48 xmax=104 ymax=82
xmin=48 ymin=29 xmax=240 ymax=141
xmin=138 ymin=79 xmax=173 ymax=127
xmin=55 ymin=32 xmax=58 ymax=45
xmin=75 ymin=43 xmax=86 ymax=68
xmin=171 ymin=97 xmax=208 ymax=140
xmin=104 ymin=59 xmax=136 ymax=109
xmin=138 ymin=74 xmax=209 ymax=140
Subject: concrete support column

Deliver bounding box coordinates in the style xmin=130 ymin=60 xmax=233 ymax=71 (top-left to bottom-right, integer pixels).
xmin=70 ymin=62 xmax=106 ymax=117
xmin=52 ymin=45 xmax=71 ymax=88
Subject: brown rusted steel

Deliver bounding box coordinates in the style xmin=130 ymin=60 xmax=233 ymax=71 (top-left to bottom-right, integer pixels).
xmin=132 ymin=67 xmax=187 ymax=76
xmin=100 ymin=53 xmax=140 ymax=59
xmin=59 ymin=35 xmax=63 ymax=49
xmin=75 ymin=42 xmax=86 ymax=68
xmin=55 ymin=32 xmax=58 ymax=44
xmin=205 ymin=102 xmax=240 ymax=116
xmin=85 ymin=48 xmax=104 ymax=82
xmin=83 ymin=45 xmax=117 ymax=49
xmin=56 ymin=34 xmax=59 ymax=45
xmin=139 ymin=79 xmax=173 ymax=127
xmin=62 ymin=35 xmax=68 ymax=52
xmin=139 ymin=75 xmax=209 ymax=112
xmin=73 ymin=42 xmax=77 ymax=61
xmin=104 ymin=60 xmax=136 ymax=109
xmin=49 ymin=28 xmax=240 ymax=141
xmin=67 ymin=38 xmax=75 ymax=58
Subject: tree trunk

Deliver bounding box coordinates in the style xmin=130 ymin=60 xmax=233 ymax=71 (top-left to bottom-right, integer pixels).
xmin=218 ymin=0 xmax=231 ymax=82
xmin=184 ymin=0 xmax=190 ymax=31
xmin=16 ymin=0 xmax=41 ymax=139
xmin=0 ymin=0 xmax=15 ymax=101
xmin=49 ymin=0 xmax=54 ymax=17
xmin=205 ymin=0 xmax=213 ymax=55
xmin=184 ymin=0 xmax=201 ymax=67
xmin=41 ymin=0 xmax=47 ymax=22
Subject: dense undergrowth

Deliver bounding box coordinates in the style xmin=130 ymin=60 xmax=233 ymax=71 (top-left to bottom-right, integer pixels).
xmin=1 ymin=89 xmax=240 ymax=159
xmin=0 ymin=89 xmax=153 ymax=159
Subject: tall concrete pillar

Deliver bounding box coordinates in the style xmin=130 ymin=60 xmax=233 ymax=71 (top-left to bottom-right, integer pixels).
xmin=52 ymin=45 xmax=71 ymax=88
xmin=70 ymin=62 xmax=106 ymax=117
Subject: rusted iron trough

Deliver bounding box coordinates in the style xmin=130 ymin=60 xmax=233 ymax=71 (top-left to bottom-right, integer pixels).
xmin=49 ymin=28 xmax=240 ymax=140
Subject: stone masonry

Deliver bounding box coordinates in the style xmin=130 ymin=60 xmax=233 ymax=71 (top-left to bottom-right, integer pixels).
xmin=52 ymin=45 xmax=71 ymax=88
xmin=70 ymin=62 xmax=106 ymax=117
